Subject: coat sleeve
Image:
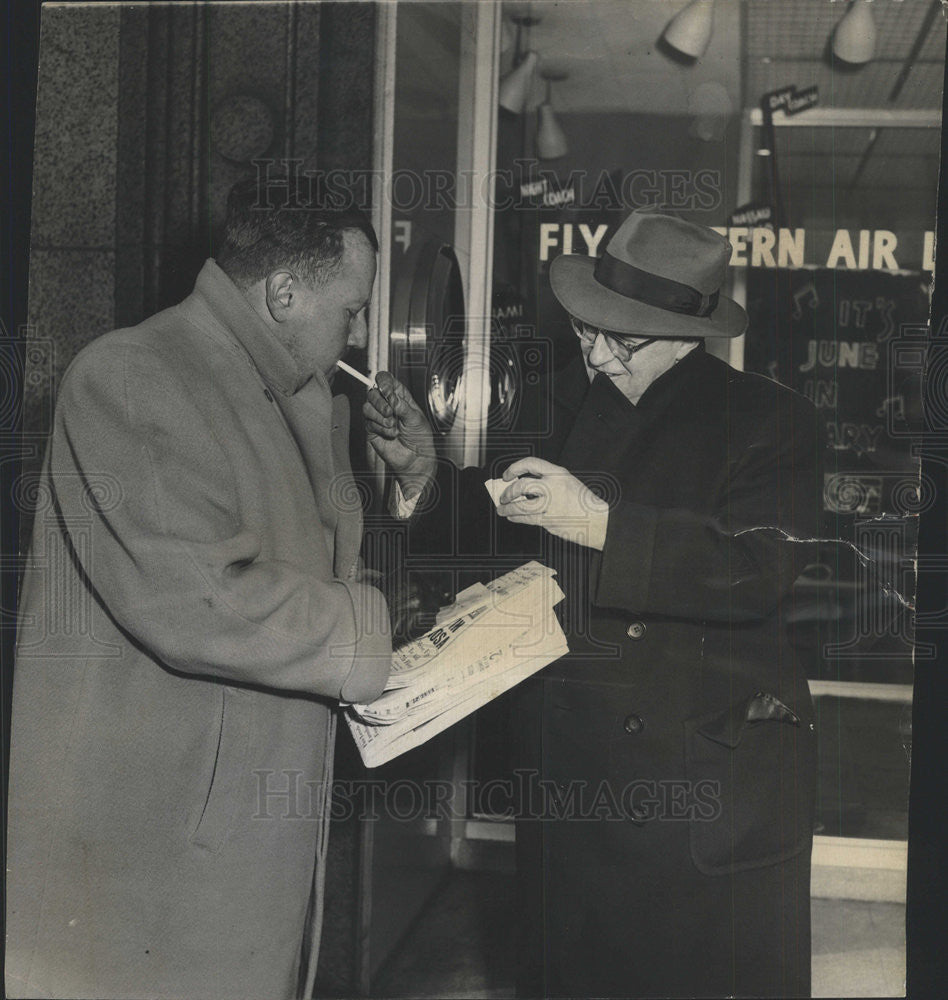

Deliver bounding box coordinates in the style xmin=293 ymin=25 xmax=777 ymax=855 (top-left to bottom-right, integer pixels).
xmin=594 ymin=389 xmax=824 ymax=622
xmin=47 ymin=343 xmax=391 ymax=702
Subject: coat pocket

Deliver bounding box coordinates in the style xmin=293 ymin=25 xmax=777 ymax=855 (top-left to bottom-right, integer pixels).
xmin=189 ymin=686 xmax=253 ymax=852
xmin=684 ymin=691 xmax=816 ymax=876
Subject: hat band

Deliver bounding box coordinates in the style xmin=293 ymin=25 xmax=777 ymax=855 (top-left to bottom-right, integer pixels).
xmin=594 ymin=251 xmax=719 ymax=318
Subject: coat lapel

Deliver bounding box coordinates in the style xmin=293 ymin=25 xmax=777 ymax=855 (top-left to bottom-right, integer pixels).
xmin=273 ymin=384 xmax=363 ymax=580
xmin=557 ymin=372 xmax=643 ymax=479
xmin=535 ymin=355 xmax=592 ymax=463
xmin=329 ymin=397 xmax=363 ymax=580
xmin=556 ymin=347 xmax=715 ymax=483
xmin=188 ymin=260 xmax=364 ymax=579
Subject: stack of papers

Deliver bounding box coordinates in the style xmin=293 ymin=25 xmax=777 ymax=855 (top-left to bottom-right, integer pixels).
xmin=347 ymin=562 xmax=568 ymax=767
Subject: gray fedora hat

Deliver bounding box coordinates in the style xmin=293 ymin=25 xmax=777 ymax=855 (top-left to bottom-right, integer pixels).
xmin=549 ymin=210 xmax=747 ymax=339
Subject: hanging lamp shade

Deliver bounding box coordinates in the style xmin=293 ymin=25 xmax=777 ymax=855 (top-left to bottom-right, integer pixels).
xmin=537 ymin=103 xmax=568 ymax=159
xmin=833 ymin=0 xmax=877 ymax=65
xmin=663 ymin=0 xmax=715 ymax=59
xmin=500 ymin=17 xmax=515 ymax=55
xmin=499 ymin=51 xmax=538 ymax=114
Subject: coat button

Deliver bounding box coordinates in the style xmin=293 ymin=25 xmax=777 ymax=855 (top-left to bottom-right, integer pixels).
xmin=623 ymin=714 xmax=645 ymax=735
xmin=626 ymin=621 xmax=646 ymax=640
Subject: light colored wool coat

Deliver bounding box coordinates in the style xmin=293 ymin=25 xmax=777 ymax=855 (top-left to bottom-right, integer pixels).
xmin=6 ymin=261 xmax=391 ymax=999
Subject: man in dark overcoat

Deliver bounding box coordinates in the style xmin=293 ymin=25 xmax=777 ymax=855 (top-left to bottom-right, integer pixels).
xmin=365 ymin=211 xmax=824 ymax=998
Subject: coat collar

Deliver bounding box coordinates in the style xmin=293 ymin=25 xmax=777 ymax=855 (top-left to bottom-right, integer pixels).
xmin=184 ymin=260 xmax=362 ymax=577
xmin=554 ymin=345 xmax=725 ymax=472
xmin=550 ymin=352 xmax=592 ymax=418
xmin=552 ymin=341 xmax=715 ymax=423
xmin=635 ymin=342 xmax=713 ymax=415
xmin=189 ymin=259 xmax=329 ymax=399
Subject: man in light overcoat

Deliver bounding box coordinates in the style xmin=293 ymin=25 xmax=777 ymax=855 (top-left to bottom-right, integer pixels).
xmin=6 ymin=179 xmax=432 ymax=999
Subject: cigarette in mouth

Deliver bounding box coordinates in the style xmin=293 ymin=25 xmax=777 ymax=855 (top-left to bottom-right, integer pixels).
xmin=335 ymin=360 xmax=376 ymax=388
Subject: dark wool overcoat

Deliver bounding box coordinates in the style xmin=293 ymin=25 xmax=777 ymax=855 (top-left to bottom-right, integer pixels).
xmin=413 ymin=345 xmax=823 ymax=999
xmin=6 ymin=261 xmax=392 ymax=999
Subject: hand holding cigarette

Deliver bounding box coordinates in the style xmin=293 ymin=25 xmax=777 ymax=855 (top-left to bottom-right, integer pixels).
xmin=363 ymin=371 xmax=437 ymax=500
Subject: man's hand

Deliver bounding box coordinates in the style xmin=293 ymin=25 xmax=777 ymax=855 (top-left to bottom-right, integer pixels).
xmin=363 ymin=372 xmax=436 ymax=499
xmin=352 ymin=566 xmax=384 ymax=586
xmin=496 ymin=457 xmax=609 ymax=550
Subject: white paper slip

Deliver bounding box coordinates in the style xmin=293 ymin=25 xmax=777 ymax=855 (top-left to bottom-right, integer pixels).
xmin=485 ymin=477 xmax=543 ymax=508
xmin=484 ymin=478 xmax=507 ymax=507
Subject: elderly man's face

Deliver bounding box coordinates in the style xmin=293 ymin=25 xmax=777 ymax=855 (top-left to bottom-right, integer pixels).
xmin=282 ymin=230 xmax=377 ymax=378
xmin=579 ymin=323 xmax=697 ymax=405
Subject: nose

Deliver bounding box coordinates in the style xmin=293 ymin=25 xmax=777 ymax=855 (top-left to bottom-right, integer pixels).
xmin=587 ymin=332 xmax=616 ymax=369
xmin=347 ymin=311 xmax=368 ymax=350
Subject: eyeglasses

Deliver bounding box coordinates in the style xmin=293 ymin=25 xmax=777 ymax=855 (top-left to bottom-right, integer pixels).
xmin=570 ymin=317 xmax=658 ymax=363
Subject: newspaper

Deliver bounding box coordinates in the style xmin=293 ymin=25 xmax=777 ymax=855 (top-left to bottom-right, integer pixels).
xmin=346 ymin=562 xmax=568 ymax=767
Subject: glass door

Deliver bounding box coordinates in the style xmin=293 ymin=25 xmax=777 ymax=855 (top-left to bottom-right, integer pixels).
xmin=355 ymin=3 xmax=502 ymax=990
xmin=738 ymin=110 xmax=939 ymax=899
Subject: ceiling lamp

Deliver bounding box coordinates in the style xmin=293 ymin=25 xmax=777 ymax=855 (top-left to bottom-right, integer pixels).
xmin=499 ymin=15 xmax=540 ymax=114
xmin=500 ymin=17 xmax=515 ymax=55
xmin=499 ymin=51 xmax=539 ymax=113
xmin=663 ymin=0 xmax=715 ymax=59
xmin=537 ymin=71 xmax=568 ymax=160
xmin=832 ymin=0 xmax=877 ymax=65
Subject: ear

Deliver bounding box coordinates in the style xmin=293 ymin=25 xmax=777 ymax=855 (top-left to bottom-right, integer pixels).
xmin=264 ymin=270 xmax=296 ymax=322
xmin=674 ymin=339 xmax=697 ymax=361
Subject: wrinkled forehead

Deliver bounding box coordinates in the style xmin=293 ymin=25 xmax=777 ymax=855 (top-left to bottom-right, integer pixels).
xmin=339 ymin=230 xmax=377 ymax=290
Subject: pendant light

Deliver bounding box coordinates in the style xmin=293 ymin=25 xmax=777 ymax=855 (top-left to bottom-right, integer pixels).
xmin=537 ymin=71 xmax=568 ymax=160
xmin=499 ymin=15 xmax=540 ymax=114
xmin=832 ymin=0 xmax=877 ymax=65
xmin=500 ymin=16 xmax=515 ymax=55
xmin=663 ymin=0 xmax=715 ymax=59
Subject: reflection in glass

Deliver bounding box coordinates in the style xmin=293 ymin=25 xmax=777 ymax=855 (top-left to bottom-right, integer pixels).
xmin=426 ymin=339 xmax=521 ymax=434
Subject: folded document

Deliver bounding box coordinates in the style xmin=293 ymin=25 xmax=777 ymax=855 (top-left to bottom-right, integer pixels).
xmin=346 ymin=562 xmax=568 ymax=767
